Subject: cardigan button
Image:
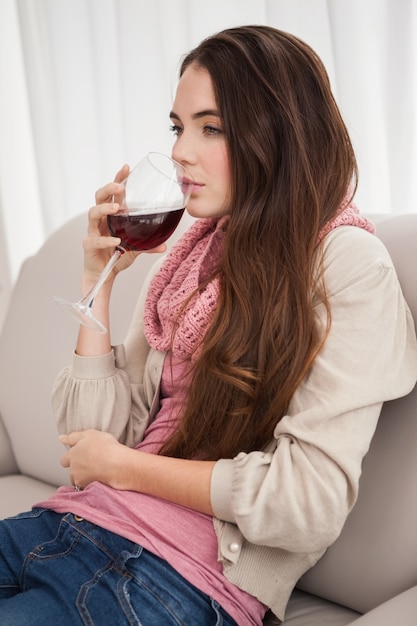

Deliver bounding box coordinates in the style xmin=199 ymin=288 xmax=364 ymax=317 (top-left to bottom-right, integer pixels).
xmin=229 ymin=542 xmax=240 ymax=553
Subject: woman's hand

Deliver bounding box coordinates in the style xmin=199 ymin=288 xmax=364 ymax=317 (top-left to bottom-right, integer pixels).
xmin=83 ymin=164 xmax=166 ymax=289
xmin=59 ymin=429 xmax=215 ymax=515
xmin=60 ymin=429 xmax=127 ymax=490
xmin=75 ymin=165 xmax=167 ymax=356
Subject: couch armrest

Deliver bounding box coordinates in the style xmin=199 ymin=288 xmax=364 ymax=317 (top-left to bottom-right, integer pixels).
xmin=0 ymin=412 xmax=18 ymax=475
xmin=348 ymin=586 xmax=417 ymax=625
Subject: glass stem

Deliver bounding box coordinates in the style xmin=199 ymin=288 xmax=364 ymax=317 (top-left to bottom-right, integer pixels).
xmin=80 ymin=247 xmax=124 ymax=310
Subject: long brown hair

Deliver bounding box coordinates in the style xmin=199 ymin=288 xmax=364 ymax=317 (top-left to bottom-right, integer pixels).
xmin=160 ymin=26 xmax=358 ymax=460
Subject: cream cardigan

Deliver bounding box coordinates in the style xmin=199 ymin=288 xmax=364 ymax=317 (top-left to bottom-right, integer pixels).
xmin=53 ymin=226 xmax=417 ymax=620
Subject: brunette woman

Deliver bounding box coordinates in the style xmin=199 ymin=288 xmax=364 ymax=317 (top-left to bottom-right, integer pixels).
xmin=1 ymin=25 xmax=416 ymax=626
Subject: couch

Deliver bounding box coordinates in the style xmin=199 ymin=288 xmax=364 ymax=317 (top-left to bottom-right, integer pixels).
xmin=0 ymin=212 xmax=416 ymax=624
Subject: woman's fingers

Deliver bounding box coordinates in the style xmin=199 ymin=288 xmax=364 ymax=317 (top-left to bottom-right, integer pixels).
xmin=91 ymin=165 xmax=130 ymax=230
xmin=87 ymin=201 xmax=119 ymax=234
xmin=114 ymin=163 xmax=130 ymax=183
xmin=94 ymin=164 xmax=129 ymax=203
xmin=82 ymin=234 xmax=121 ymax=253
xmin=95 ymin=181 xmax=124 ymax=205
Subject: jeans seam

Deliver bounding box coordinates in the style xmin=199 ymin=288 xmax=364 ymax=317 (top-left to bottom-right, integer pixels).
xmin=63 ymin=515 xmax=134 ymax=564
xmin=116 ymin=575 xmax=142 ymax=626
xmin=76 ymin=559 xmax=117 ymax=626
xmin=5 ymin=507 xmax=49 ymax=522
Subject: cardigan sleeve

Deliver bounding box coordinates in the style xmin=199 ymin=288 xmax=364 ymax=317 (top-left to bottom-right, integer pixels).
xmin=52 ymin=256 xmax=166 ymax=447
xmin=211 ymin=227 xmax=417 ymax=553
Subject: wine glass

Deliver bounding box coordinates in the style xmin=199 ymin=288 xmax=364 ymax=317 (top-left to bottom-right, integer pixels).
xmin=53 ymin=152 xmax=193 ymax=333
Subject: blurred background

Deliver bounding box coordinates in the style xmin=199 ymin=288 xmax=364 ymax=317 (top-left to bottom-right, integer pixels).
xmin=1 ymin=0 xmax=416 ymax=328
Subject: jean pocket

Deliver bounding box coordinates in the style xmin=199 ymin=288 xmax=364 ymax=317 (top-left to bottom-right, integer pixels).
xmin=20 ymin=515 xmax=81 ymax=591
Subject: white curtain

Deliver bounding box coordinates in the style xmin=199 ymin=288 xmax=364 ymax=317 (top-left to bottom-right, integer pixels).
xmin=1 ymin=0 xmax=416 ymax=326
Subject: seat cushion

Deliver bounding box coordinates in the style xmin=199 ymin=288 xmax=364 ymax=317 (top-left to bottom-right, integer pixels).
xmin=347 ymin=586 xmax=417 ymax=625
xmin=264 ymin=589 xmax=360 ymax=625
xmin=0 ymin=474 xmax=56 ymax=519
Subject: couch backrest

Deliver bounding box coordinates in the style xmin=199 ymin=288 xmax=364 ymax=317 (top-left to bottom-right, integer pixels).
xmin=297 ymin=214 xmax=417 ymax=613
xmin=0 ymin=214 xmax=94 ymax=485
xmin=0 ymin=211 xmax=194 ymax=485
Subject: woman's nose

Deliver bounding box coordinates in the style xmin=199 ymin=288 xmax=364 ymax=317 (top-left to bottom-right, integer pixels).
xmin=171 ymin=134 xmax=196 ymax=168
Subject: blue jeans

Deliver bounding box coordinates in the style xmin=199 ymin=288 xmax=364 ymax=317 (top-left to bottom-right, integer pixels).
xmin=0 ymin=508 xmax=238 ymax=625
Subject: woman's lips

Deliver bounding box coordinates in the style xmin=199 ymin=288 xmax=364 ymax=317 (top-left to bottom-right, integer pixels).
xmin=182 ymin=178 xmax=203 ymax=194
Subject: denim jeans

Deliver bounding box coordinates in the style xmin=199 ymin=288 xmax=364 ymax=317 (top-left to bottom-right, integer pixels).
xmin=0 ymin=508 xmax=238 ymax=625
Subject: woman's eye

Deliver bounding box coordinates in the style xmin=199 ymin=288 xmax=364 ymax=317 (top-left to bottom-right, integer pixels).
xmin=169 ymin=124 xmax=182 ymax=136
xmin=204 ymin=125 xmax=222 ymax=136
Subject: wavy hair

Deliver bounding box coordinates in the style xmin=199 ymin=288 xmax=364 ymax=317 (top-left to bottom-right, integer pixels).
xmin=160 ymin=25 xmax=358 ymax=460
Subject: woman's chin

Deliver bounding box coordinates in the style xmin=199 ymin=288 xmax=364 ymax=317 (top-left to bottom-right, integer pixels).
xmin=185 ymin=204 xmax=229 ymax=220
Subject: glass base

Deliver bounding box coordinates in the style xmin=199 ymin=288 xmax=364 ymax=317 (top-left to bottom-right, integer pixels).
xmin=52 ymin=296 xmax=108 ymax=334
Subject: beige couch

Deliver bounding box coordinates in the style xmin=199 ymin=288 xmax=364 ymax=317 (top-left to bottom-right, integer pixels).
xmin=0 ymin=213 xmax=416 ymax=624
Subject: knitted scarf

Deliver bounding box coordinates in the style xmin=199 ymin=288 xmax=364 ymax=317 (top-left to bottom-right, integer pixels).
xmin=143 ymin=200 xmax=375 ymax=359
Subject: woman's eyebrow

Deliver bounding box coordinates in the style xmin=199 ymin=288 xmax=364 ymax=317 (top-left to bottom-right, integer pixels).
xmin=169 ymin=109 xmax=221 ymax=121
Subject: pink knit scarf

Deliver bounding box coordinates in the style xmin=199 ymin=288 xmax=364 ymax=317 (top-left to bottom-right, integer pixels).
xmin=143 ymin=200 xmax=374 ymax=359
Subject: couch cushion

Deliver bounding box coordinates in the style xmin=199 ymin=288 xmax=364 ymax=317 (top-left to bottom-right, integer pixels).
xmin=0 ymin=416 xmax=18 ymax=475
xmin=266 ymin=589 xmax=359 ymax=625
xmin=347 ymin=586 xmax=417 ymax=625
xmin=0 ymin=475 xmax=56 ymax=519
xmin=297 ymin=215 xmax=417 ymax=613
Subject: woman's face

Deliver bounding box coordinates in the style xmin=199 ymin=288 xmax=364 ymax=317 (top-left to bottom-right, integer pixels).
xmin=170 ymin=64 xmax=231 ymax=218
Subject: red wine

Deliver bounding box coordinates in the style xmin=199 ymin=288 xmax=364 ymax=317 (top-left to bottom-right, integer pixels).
xmin=107 ymin=208 xmax=184 ymax=251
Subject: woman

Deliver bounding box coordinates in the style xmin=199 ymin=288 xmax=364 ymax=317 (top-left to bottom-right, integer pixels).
xmin=1 ymin=25 xmax=416 ymax=626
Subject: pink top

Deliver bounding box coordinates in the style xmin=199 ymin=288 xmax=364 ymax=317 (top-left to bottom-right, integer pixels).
xmin=39 ymin=355 xmax=266 ymax=625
